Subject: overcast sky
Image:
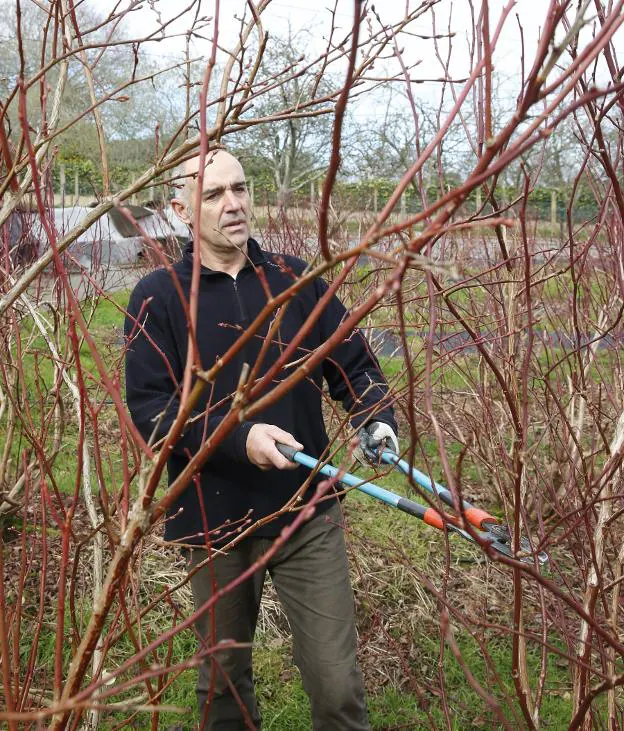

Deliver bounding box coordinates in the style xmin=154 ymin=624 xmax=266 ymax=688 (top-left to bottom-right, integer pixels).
xmin=122 ymin=0 xmax=617 ymax=124
xmin=126 ymin=0 xmax=544 ymax=95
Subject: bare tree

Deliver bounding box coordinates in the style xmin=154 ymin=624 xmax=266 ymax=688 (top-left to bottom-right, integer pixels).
xmin=1 ymin=1 xmax=624 ymax=730
xmin=232 ymin=27 xmax=339 ymax=208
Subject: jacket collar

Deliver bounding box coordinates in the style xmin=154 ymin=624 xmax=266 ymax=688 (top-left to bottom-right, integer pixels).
xmin=181 ymin=237 xmax=267 ymax=274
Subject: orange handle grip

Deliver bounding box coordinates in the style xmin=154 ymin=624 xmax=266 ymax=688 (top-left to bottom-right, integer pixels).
xmin=423 ymin=508 xmax=445 ymax=530
xmin=464 ymin=506 xmax=497 ymax=530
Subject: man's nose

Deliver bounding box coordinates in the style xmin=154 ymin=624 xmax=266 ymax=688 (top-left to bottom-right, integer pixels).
xmin=223 ymin=188 xmax=242 ymax=209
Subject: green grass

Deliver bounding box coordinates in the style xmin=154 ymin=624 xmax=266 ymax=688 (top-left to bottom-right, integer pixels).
xmin=83 ymin=480 xmax=574 ymax=730
xmin=0 ymin=290 xmax=131 ymax=502
xmin=4 ymin=287 xmax=620 ymax=729
xmin=112 ymin=629 xmax=575 ymax=730
xmin=22 ymin=602 xmax=575 ymax=731
xmin=6 ymin=285 xmax=619 ymax=503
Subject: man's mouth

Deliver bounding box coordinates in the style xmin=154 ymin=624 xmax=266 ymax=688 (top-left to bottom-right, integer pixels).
xmin=222 ymin=220 xmax=246 ymax=230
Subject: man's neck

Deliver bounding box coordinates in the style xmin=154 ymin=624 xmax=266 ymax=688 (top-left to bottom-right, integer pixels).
xmin=199 ymin=242 xmax=248 ymax=278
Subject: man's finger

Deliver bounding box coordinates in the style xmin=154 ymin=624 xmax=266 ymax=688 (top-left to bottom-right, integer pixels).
xmin=266 ymin=425 xmax=303 ymax=451
xmin=269 ymin=442 xmax=300 ymax=470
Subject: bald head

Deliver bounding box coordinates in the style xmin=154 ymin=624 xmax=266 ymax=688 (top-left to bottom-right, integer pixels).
xmin=173 ymin=150 xmax=246 ymax=208
xmin=170 ymin=149 xmax=251 ymax=264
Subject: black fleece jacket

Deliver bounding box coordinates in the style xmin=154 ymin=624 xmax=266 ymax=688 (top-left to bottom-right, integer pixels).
xmin=124 ymin=238 xmax=396 ymax=545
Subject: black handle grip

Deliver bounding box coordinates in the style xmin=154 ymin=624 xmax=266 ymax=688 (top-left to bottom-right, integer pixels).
xmin=396 ymin=497 xmax=426 ymax=519
xmin=276 ymin=442 xmax=298 ymax=461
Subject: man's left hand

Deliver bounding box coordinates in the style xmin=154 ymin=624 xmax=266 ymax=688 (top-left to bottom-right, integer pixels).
xmin=247 ymin=424 xmax=303 ymax=471
xmin=356 ymin=421 xmax=399 ymax=465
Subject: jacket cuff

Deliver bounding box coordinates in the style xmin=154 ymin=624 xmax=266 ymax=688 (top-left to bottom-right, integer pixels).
xmin=233 ymin=421 xmax=255 ymax=463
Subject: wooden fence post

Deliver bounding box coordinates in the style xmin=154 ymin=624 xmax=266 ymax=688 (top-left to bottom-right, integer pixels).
xmin=551 ymin=190 xmax=557 ymax=236
xmin=74 ymin=169 xmax=79 ymax=206
xmin=59 ymin=164 xmax=66 ymax=209
xmin=550 ymin=190 xmax=557 ymax=236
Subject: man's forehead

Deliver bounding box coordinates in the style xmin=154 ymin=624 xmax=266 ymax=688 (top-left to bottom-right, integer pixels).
xmin=185 ymin=151 xmax=244 ymax=183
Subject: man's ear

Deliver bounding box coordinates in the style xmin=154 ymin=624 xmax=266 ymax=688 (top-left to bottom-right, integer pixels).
xmin=171 ymin=197 xmax=192 ymax=225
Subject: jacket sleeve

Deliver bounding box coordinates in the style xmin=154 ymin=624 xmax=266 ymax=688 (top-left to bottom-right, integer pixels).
xmin=124 ymin=281 xmax=253 ymax=463
xmin=316 ymin=277 xmax=397 ymax=434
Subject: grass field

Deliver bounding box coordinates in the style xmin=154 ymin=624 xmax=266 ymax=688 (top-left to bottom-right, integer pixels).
xmin=2 ymin=287 xmax=603 ymax=730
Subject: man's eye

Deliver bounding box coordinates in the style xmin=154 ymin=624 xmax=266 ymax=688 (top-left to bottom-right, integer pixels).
xmin=233 ymin=184 xmax=247 ymax=194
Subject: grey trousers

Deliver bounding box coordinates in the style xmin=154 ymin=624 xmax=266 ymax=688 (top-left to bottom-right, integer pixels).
xmin=185 ymin=501 xmax=370 ymax=731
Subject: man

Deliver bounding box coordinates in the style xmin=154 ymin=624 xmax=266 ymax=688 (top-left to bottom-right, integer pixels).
xmin=124 ymin=148 xmax=398 ymax=730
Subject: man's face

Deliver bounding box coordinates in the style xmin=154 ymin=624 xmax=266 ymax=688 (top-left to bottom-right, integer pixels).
xmin=173 ymin=151 xmax=251 ymax=254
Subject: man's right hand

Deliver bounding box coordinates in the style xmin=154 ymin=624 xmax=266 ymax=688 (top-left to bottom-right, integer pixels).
xmin=246 ymin=424 xmax=303 ymax=471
